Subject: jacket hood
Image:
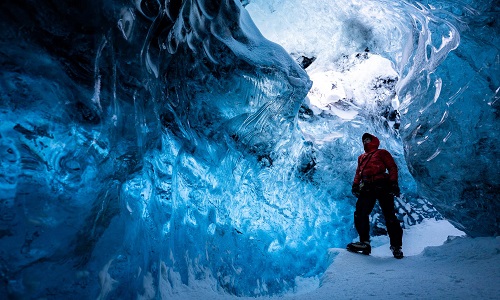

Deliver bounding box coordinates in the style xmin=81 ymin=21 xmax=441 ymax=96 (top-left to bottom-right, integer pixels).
xmin=362 ymin=133 xmax=380 ymax=152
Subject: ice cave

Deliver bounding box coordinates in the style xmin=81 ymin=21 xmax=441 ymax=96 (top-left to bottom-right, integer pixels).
xmin=0 ymin=0 xmax=498 ymax=298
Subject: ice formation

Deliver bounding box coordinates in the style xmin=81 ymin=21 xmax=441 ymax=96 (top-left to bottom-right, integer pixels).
xmin=0 ymin=0 xmax=498 ymax=298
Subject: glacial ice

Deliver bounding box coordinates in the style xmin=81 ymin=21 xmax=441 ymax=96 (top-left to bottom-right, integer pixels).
xmin=0 ymin=0 xmax=498 ymax=298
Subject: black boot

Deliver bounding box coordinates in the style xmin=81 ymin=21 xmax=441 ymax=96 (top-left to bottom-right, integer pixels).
xmin=347 ymin=241 xmax=371 ymax=255
xmin=390 ymin=246 xmax=404 ymax=259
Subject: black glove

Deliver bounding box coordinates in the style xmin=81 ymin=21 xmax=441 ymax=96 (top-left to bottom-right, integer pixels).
xmin=352 ymin=183 xmax=360 ymax=198
xmin=390 ymin=182 xmax=400 ymax=197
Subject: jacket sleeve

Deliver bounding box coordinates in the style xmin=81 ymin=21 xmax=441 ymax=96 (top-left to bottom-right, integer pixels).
xmin=353 ymin=155 xmax=362 ymax=185
xmin=380 ymin=150 xmax=398 ymax=182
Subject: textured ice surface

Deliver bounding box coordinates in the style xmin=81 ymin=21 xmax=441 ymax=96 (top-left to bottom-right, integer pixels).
xmin=248 ymin=0 xmax=499 ymax=236
xmin=0 ymin=0 xmax=498 ymax=298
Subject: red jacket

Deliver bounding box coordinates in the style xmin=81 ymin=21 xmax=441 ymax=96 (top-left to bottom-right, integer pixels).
xmin=353 ymin=135 xmax=398 ymax=185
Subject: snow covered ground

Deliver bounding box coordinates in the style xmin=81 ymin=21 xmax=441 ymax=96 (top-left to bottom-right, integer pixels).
xmin=166 ymin=219 xmax=500 ymax=299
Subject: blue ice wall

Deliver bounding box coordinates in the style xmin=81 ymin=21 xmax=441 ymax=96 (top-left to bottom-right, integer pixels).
xmin=0 ymin=0 xmax=498 ymax=298
xmin=391 ymin=0 xmax=499 ymax=236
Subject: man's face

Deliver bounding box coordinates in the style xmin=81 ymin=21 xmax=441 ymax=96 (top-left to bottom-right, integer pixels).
xmin=363 ymin=137 xmax=372 ymax=145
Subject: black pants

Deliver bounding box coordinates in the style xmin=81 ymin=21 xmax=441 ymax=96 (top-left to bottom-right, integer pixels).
xmin=354 ymin=181 xmax=403 ymax=247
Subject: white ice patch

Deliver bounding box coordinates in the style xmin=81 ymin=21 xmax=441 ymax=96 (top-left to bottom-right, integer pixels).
xmin=97 ymin=259 xmax=118 ymax=300
xmin=305 ymin=53 xmax=398 ymax=120
xmin=307 ymin=71 xmax=346 ymax=110
xmin=370 ymin=218 xmax=465 ymax=257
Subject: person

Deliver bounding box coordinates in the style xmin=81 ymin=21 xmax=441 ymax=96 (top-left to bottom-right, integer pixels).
xmin=347 ymin=133 xmax=404 ymax=259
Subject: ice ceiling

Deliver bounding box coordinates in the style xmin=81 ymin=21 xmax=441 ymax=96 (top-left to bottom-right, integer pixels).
xmin=0 ymin=0 xmax=498 ymax=298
